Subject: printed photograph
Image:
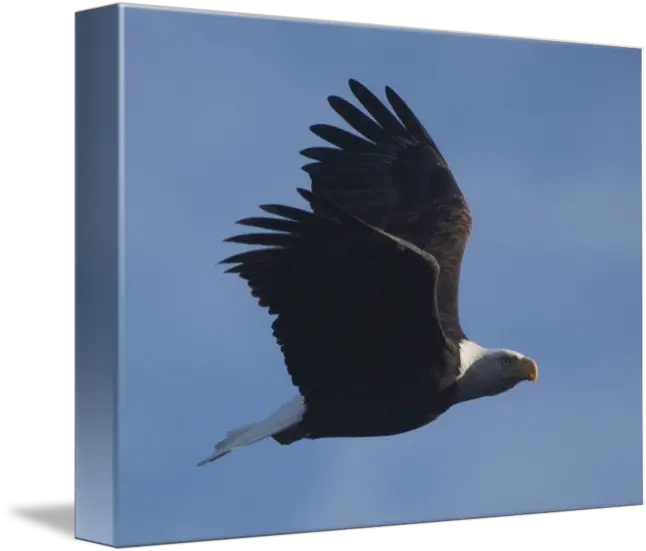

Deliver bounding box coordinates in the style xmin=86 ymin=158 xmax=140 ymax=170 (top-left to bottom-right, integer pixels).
xmin=76 ymin=4 xmax=642 ymax=547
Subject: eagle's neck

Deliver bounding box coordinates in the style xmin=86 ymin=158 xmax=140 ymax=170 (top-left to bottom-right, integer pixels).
xmin=457 ymin=339 xmax=487 ymax=378
xmin=454 ymin=339 xmax=492 ymax=404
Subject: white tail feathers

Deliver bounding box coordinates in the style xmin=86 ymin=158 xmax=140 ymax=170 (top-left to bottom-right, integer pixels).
xmin=225 ymin=424 xmax=254 ymax=441
xmin=197 ymin=395 xmax=305 ymax=467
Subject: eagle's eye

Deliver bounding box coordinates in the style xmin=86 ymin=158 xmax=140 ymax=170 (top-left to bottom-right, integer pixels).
xmin=501 ymin=356 xmax=512 ymax=367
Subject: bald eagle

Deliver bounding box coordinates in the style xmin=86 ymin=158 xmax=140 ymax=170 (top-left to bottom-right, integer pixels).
xmin=198 ymin=79 xmax=537 ymax=466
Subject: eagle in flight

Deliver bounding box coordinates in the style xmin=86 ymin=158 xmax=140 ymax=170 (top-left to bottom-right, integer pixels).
xmin=198 ymin=79 xmax=537 ymax=466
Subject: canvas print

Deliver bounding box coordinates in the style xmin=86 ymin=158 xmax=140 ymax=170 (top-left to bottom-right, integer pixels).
xmin=75 ymin=4 xmax=642 ymax=548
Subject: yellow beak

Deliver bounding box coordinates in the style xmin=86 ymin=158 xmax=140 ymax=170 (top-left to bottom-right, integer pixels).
xmin=518 ymin=357 xmax=539 ymax=382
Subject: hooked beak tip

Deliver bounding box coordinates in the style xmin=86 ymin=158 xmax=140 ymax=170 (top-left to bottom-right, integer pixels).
xmin=524 ymin=358 xmax=538 ymax=383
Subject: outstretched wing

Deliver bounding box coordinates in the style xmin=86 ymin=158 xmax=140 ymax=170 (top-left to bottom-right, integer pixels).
xmin=221 ymin=189 xmax=460 ymax=435
xmin=301 ymin=80 xmax=471 ymax=340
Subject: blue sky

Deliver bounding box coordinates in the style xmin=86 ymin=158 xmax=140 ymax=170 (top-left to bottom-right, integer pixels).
xmin=118 ymin=5 xmax=642 ymax=547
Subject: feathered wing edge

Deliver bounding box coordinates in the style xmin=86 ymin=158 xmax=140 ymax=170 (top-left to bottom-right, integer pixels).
xmin=223 ymin=188 xmax=384 ymax=266
xmin=301 ymin=79 xmax=449 ymax=172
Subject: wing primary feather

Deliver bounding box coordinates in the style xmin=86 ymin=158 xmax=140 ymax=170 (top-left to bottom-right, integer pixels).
xmin=309 ymin=124 xmax=375 ymax=151
xmin=224 ymin=233 xmax=296 ymax=247
xmin=348 ymin=79 xmax=408 ymax=137
xmin=296 ymin=188 xmax=364 ymax=228
xmin=384 ymin=86 xmax=429 ymax=141
xmin=328 ymin=96 xmax=391 ymax=144
xmin=220 ymin=249 xmax=283 ymax=265
xmin=259 ymin=204 xmax=311 ymax=221
xmin=384 ymin=86 xmax=447 ymax=165
xmin=223 ymin=265 xmax=245 ymax=274
xmin=300 ymin=147 xmax=341 ymax=162
xmin=235 ymin=217 xmax=298 ymax=233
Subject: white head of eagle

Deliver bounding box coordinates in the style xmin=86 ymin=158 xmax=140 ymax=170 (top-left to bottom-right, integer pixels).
xmin=455 ymin=341 xmax=538 ymax=403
